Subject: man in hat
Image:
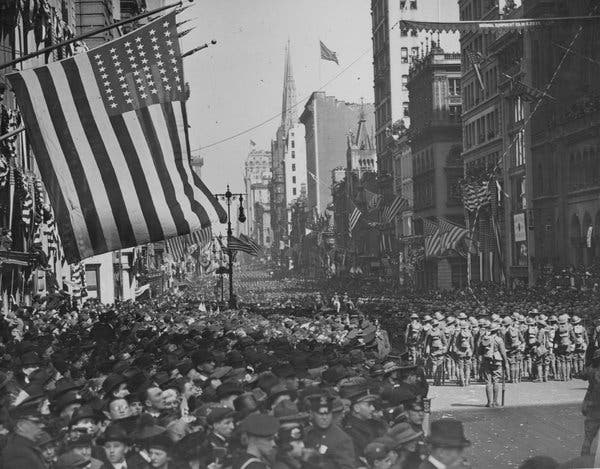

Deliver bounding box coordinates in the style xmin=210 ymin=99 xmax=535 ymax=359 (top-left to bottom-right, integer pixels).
xmin=388 ymin=421 xmax=424 ymax=469
xmin=405 ymin=314 xmax=423 ymax=365
xmin=580 ymin=348 xmax=600 ymax=455
xmin=424 ymin=320 xmax=447 ymax=386
xmin=1 ymin=395 xmax=48 ymax=469
xmin=478 ymin=322 xmax=509 ymax=407
xmin=572 ymin=315 xmax=589 ymax=378
xmin=418 ymin=419 xmax=470 ymax=469
xmin=504 ymin=316 xmax=524 ymax=383
xmin=453 ymin=321 xmax=474 ymax=387
xmin=305 ymin=394 xmax=355 ymax=469
xmin=364 ymin=438 xmax=397 ymax=469
xmin=206 ymin=406 xmax=235 ymax=457
xmin=556 ymin=314 xmax=576 ymax=381
xmin=97 ymin=422 xmax=133 ymax=469
xmin=343 ymin=388 xmax=386 ymax=461
xmin=233 ymin=413 xmax=280 ymax=469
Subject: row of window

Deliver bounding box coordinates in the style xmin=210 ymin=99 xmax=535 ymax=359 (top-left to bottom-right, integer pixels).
xmin=400 ymin=47 xmax=420 ymax=64
xmin=414 ymin=147 xmax=434 ymax=175
xmin=464 ymin=108 xmax=500 ymax=150
xmin=460 ymin=0 xmax=496 ymax=21
xmin=399 ymin=0 xmax=418 ymax=9
xmin=414 ymin=175 xmax=434 ymax=210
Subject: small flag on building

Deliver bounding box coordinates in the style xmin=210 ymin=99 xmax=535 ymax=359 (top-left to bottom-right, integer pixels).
xmin=467 ymin=50 xmax=485 ymax=91
xmin=438 ymin=217 xmax=468 ymax=253
xmin=348 ymin=201 xmax=362 ymax=234
xmin=320 ymin=40 xmax=339 ymax=65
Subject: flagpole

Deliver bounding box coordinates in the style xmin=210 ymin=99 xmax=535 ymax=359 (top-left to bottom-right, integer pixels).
xmin=0 ymin=1 xmax=186 ymax=72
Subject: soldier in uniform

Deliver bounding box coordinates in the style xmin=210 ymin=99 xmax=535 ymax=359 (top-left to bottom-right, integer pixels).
xmin=524 ymin=316 xmax=539 ymax=380
xmin=478 ymin=322 xmax=509 ymax=407
xmin=468 ymin=316 xmax=480 ymax=383
xmin=405 ymin=314 xmax=423 ymax=365
xmin=547 ymin=315 xmax=559 ymax=380
xmin=533 ymin=316 xmax=550 ymax=382
xmin=572 ymin=315 xmax=589 ymax=378
xmin=424 ymin=319 xmax=447 ymax=386
xmin=555 ymin=314 xmax=576 ymax=381
xmin=503 ymin=316 xmax=524 ymax=383
xmin=453 ymin=320 xmax=474 ymax=387
xmin=444 ymin=316 xmax=458 ymax=382
xmin=305 ymin=395 xmax=356 ymax=469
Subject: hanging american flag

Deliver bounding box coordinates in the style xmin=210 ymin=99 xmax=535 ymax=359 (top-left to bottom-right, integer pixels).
xmin=348 ymin=201 xmax=362 ymax=234
xmin=381 ymin=196 xmax=408 ymax=224
xmin=423 ymin=218 xmax=441 ymax=258
xmin=320 ymin=40 xmax=339 ymax=65
xmin=7 ymin=11 xmax=226 ymax=263
xmin=166 ymin=234 xmax=190 ymax=262
xmin=467 ymin=50 xmax=485 ymax=91
xmin=191 ymin=226 xmax=212 ymax=250
xmin=239 ymin=233 xmax=261 ymax=255
xmin=462 ymin=181 xmax=491 ymax=212
xmin=437 ymin=217 xmax=468 ymax=253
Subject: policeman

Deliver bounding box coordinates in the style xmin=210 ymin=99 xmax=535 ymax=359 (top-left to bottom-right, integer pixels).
xmin=478 ymin=322 xmax=509 ymax=407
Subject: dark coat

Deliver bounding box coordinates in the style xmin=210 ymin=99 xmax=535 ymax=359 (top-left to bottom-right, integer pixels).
xmin=0 ymin=433 xmax=46 ymax=469
xmin=343 ymin=413 xmax=386 ymax=458
xmin=305 ymin=424 xmax=355 ymax=469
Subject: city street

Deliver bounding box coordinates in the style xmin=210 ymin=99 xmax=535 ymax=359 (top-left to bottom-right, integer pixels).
xmin=431 ymin=381 xmax=587 ymax=467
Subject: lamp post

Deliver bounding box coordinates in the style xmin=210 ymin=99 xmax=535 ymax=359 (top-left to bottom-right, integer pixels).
xmin=216 ymin=185 xmax=246 ymax=308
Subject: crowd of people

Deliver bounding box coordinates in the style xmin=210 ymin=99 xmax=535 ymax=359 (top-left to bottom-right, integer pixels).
xmin=0 ymin=272 xmax=598 ymax=468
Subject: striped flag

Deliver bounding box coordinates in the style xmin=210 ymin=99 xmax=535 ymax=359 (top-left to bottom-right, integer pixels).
xmin=239 ymin=233 xmax=261 ymax=255
xmin=7 ymin=11 xmax=226 ymax=263
xmin=320 ymin=41 xmax=339 ymax=65
xmin=437 ymin=217 xmax=468 ymax=253
xmin=227 ymin=235 xmax=257 ymax=256
xmin=166 ymin=234 xmax=189 ymax=262
xmin=423 ymin=218 xmax=441 ymax=258
xmin=467 ymin=50 xmax=485 ymax=91
xmin=381 ymin=196 xmax=408 ymax=224
xmin=462 ymin=181 xmax=491 ymax=212
xmin=190 ymin=226 xmax=212 ymax=250
xmin=348 ymin=201 xmax=362 ymax=234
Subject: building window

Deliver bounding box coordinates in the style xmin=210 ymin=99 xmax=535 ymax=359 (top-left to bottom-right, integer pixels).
xmin=291 ymin=140 xmax=295 ymax=148
xmin=514 ymin=129 xmax=525 ymax=167
xmin=402 ymin=75 xmax=408 ymax=90
xmin=411 ymin=47 xmax=419 ymax=59
xmin=292 ymin=176 xmax=296 ymax=183
xmin=85 ymin=264 xmax=100 ymax=299
xmin=291 ymin=151 xmax=295 ymax=158
xmin=411 ymin=30 xmax=418 ymax=37
xmin=400 ymin=28 xmax=408 ymax=36
xmin=292 ymin=164 xmax=296 ymax=171
xmin=410 ymin=0 xmax=417 ymax=9
xmin=401 ymin=48 xmax=408 ymax=63
xmin=448 ymin=78 xmax=461 ymax=96
xmin=292 ymin=188 xmax=297 ymax=196
xmin=400 ymin=0 xmax=406 ymax=8
xmin=403 ymin=102 xmax=409 ymax=117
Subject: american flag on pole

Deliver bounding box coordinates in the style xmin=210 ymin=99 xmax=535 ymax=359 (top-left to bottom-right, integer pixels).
xmin=381 ymin=196 xmax=408 ymax=224
xmin=466 ymin=50 xmax=485 ymax=91
xmin=438 ymin=217 xmax=468 ymax=253
xmin=348 ymin=201 xmax=362 ymax=234
xmin=227 ymin=235 xmax=258 ymax=256
xmin=365 ymin=189 xmax=382 ymax=211
xmin=7 ymin=11 xmax=226 ymax=263
xmin=423 ymin=218 xmax=441 ymax=258
xmin=239 ymin=233 xmax=261 ymax=255
xmin=320 ymin=41 xmax=339 ymax=65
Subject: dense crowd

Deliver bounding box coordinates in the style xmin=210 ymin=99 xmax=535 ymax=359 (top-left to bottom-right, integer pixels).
xmin=0 ymin=276 xmax=599 ymax=469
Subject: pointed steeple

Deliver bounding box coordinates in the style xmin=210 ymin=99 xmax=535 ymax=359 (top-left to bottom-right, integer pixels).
xmin=281 ymin=40 xmax=297 ymax=132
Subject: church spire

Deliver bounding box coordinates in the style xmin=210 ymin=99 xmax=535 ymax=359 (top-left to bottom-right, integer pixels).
xmin=281 ymin=39 xmax=297 ymax=132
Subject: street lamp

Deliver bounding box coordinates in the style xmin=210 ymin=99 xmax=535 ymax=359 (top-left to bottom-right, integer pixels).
xmin=216 ymin=185 xmax=246 ymax=308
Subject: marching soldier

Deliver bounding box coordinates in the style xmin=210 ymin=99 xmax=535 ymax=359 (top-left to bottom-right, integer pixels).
xmin=555 ymin=314 xmax=576 ymax=381
xmin=453 ymin=320 xmax=474 ymax=387
xmin=478 ymin=322 xmax=509 ymax=407
xmin=503 ymin=316 xmax=524 ymax=383
xmin=405 ymin=314 xmax=424 ymax=365
xmin=547 ymin=315 xmax=558 ymax=380
xmin=469 ymin=316 xmax=480 ymax=382
xmin=572 ymin=315 xmax=589 ymax=378
xmin=444 ymin=316 xmax=458 ymax=382
xmin=533 ymin=316 xmax=550 ymax=382
xmin=524 ymin=316 xmax=539 ymax=380
xmin=425 ymin=319 xmax=447 ymax=386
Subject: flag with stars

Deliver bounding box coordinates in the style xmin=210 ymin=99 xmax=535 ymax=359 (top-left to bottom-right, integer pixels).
xmin=7 ymin=11 xmax=226 ymax=263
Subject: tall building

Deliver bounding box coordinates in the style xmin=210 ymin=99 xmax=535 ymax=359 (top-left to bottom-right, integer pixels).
xmin=270 ymin=41 xmax=307 ymax=265
xmin=371 ymin=0 xmax=459 ymax=250
xmin=299 ymin=92 xmax=375 ymax=215
xmin=75 ymin=0 xmax=118 ymax=49
xmin=245 ymin=149 xmax=273 ymax=249
xmin=408 ymin=46 xmax=464 ymax=289
xmin=525 ymin=0 xmax=600 ymax=283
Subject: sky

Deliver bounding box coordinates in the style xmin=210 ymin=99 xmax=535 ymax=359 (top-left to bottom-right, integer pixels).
xmin=178 ymin=0 xmax=375 ymax=195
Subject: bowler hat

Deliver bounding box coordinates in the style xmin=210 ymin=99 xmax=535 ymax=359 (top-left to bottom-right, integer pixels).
xmin=389 ymin=422 xmax=423 ymax=446
xmin=427 ymin=419 xmax=471 ymax=448
xmin=97 ymin=423 xmax=131 ymax=445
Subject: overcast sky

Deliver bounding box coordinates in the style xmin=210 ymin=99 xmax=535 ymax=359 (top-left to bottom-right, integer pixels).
xmin=179 ymin=0 xmax=375 ymax=198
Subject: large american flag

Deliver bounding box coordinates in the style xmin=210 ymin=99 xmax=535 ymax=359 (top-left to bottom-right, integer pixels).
xmin=423 ymin=218 xmax=441 ymax=258
xmin=438 ymin=217 xmax=468 ymax=253
xmin=381 ymin=196 xmax=408 ymax=224
xmin=8 ymin=11 xmax=226 ymax=263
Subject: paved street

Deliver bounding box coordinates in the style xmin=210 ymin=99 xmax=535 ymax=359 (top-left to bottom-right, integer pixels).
xmin=429 ymin=380 xmax=587 ymax=468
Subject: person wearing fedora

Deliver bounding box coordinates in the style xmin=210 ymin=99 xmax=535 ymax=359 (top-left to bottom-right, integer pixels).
xmin=418 ymin=419 xmax=470 ymax=469
xmin=478 ymin=322 xmax=509 ymax=408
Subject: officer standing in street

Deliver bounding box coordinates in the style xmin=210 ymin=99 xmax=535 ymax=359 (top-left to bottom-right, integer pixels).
xmin=478 ymin=322 xmax=509 ymax=407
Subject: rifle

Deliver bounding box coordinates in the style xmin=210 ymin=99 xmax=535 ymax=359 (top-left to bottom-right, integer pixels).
xmin=501 ymin=361 xmax=506 ymax=406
